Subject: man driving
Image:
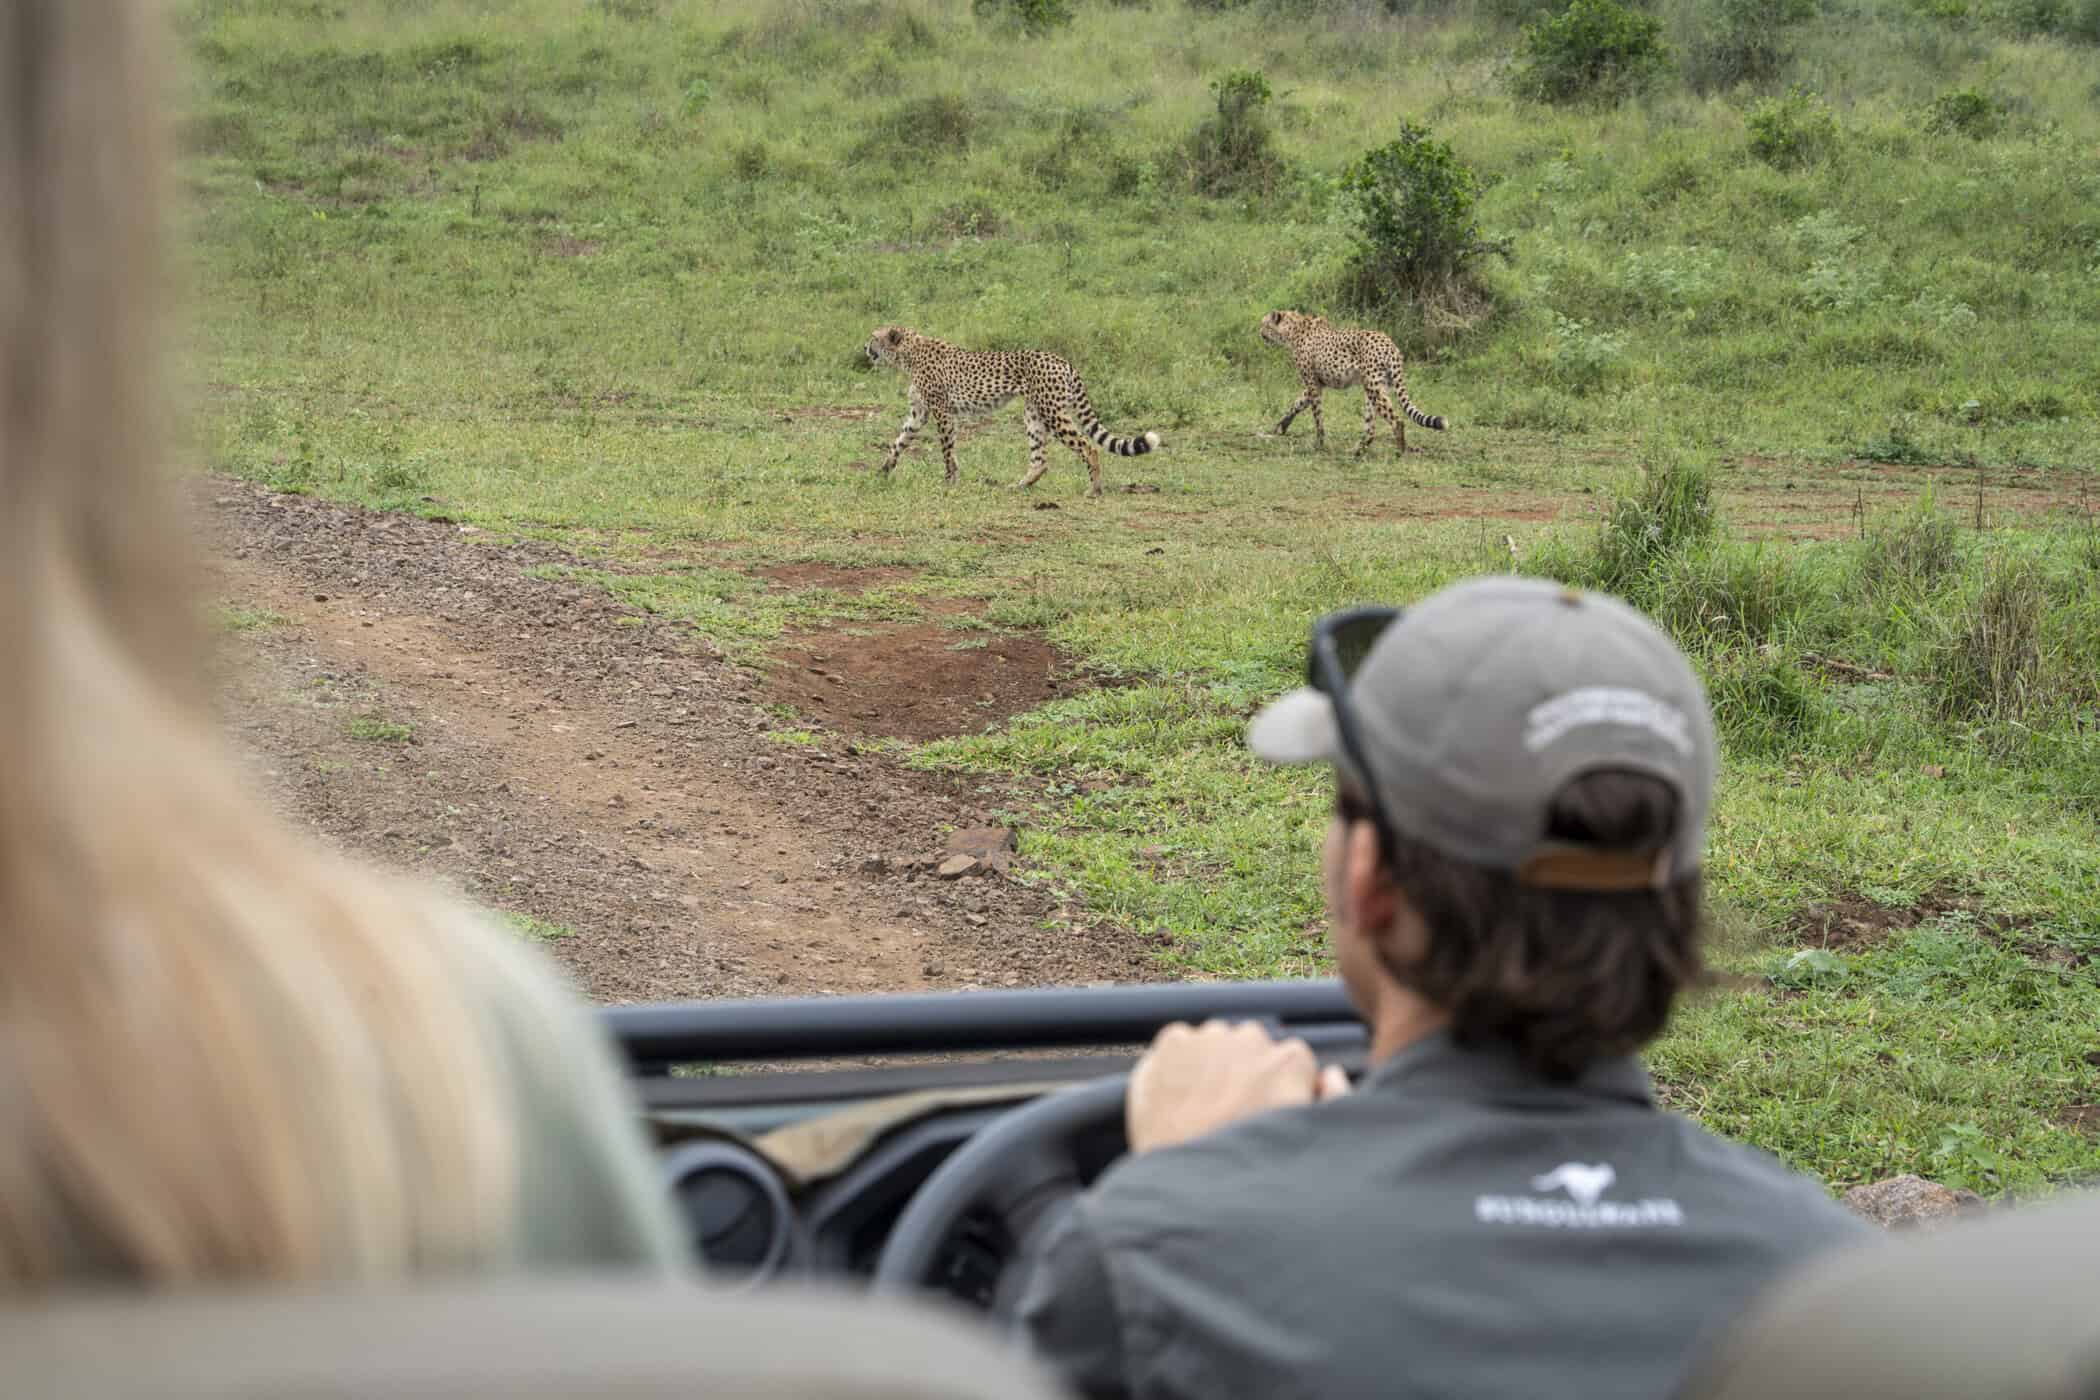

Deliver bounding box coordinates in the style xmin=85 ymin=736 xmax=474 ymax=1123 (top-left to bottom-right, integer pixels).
xmin=1014 ymin=576 xmax=1872 ymax=1399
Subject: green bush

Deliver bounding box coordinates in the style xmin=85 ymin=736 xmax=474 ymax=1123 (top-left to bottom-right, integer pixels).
xmin=1182 ymin=69 xmax=1289 ymax=197
xmin=1924 ymin=86 xmax=2011 ymax=137
xmin=1512 ymin=0 xmax=1670 ymax=105
xmin=1746 ymin=87 xmax=1840 ymax=169
xmin=1681 ymin=0 xmax=1816 ymax=92
xmin=973 ymin=0 xmax=1074 ymax=31
xmin=1335 ymin=120 xmax=1504 ymax=305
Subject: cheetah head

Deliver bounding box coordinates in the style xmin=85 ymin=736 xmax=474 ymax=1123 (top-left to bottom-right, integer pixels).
xmin=865 ymin=325 xmax=911 ymax=368
xmin=1258 ymin=310 xmax=1312 ymax=348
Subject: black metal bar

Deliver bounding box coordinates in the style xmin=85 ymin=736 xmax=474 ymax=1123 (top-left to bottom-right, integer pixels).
xmin=601 ymin=978 xmax=1361 ymax=1067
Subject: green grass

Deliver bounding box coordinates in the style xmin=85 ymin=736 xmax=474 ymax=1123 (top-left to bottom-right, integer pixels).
xmin=214 ymin=601 xmax=290 ymax=632
xmin=501 ymin=910 xmax=577 ymax=942
xmin=345 ymin=713 xmax=416 ymax=743
xmin=177 ymin=0 xmax=2099 ymax=1194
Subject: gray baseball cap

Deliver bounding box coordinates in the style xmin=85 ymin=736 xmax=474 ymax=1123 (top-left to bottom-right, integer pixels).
xmin=1249 ymin=576 xmax=1715 ymax=890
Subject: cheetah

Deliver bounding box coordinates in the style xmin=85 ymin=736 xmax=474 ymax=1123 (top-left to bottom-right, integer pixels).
xmin=1257 ymin=310 xmax=1448 ymax=457
xmin=865 ymin=325 xmax=1161 ymax=497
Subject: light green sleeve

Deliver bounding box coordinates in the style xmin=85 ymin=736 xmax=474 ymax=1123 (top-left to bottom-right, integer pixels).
xmin=446 ymin=912 xmax=693 ymax=1274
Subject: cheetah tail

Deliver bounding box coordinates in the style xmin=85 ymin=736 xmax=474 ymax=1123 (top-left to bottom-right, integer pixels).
xmin=1082 ymin=417 xmax=1162 ymax=457
xmin=1396 ymin=382 xmax=1448 ymax=432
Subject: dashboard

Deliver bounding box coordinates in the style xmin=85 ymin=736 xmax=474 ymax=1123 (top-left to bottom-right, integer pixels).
xmin=642 ymin=1056 xmax=1134 ymax=1304
xmin=605 ymin=975 xmax=1367 ymax=1304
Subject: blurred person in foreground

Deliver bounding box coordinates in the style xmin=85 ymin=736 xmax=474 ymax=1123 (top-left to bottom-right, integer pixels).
xmin=1015 ymin=577 xmax=1874 ymax=1399
xmin=0 ymin=1 xmax=683 ymax=1288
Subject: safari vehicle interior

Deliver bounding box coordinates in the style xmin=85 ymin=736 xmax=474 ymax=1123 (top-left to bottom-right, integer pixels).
xmin=612 ymin=977 xmax=1367 ymax=1309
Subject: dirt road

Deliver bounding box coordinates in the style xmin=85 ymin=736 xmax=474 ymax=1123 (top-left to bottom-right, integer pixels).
xmin=199 ymin=478 xmax=1157 ymax=1006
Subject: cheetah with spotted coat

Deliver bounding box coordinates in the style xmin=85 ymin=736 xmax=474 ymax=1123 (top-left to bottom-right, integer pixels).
xmin=865 ymin=326 xmax=1161 ymax=497
xmin=1258 ymin=310 xmax=1448 ymax=457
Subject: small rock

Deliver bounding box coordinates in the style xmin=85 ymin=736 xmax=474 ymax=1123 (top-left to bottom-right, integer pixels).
xmin=964 ymin=913 xmax=988 ymax=927
xmin=754 ymin=756 xmax=777 ymax=771
xmin=1842 ymin=1174 xmax=1986 ymax=1230
xmin=313 ymin=593 xmax=329 ymax=603
xmin=937 ymin=854 xmax=980 ymax=880
xmin=923 ymin=963 xmax=945 ymax=977
xmin=858 ymin=855 xmax=889 ymax=877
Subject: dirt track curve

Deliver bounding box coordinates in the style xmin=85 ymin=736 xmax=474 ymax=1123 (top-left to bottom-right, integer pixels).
xmin=198 ymin=477 xmax=1158 ymax=1006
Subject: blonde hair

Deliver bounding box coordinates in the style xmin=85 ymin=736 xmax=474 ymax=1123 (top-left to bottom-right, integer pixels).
xmin=0 ymin=0 xmax=518 ymax=1288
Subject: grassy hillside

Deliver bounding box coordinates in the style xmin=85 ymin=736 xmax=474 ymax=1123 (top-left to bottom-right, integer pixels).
xmin=177 ymin=0 xmax=2098 ymax=1194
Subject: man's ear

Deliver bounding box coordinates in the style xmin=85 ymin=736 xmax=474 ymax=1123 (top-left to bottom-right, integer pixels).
xmin=1344 ymin=821 xmax=1402 ymax=942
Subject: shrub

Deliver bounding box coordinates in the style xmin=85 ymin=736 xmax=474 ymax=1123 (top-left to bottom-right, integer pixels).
xmin=1182 ymin=69 xmax=1289 ymax=197
xmin=859 ymin=93 xmax=979 ymax=158
xmin=973 ymin=0 xmax=1074 ymax=31
xmin=1746 ymin=87 xmax=1839 ymax=169
xmin=1681 ymin=0 xmax=1816 ymax=92
xmin=1512 ymin=0 xmax=1670 ymax=106
xmin=1547 ymin=314 xmax=1627 ymax=395
xmin=1925 ymin=86 xmax=2010 ymax=137
xmin=1336 ymin=120 xmax=1505 ymax=306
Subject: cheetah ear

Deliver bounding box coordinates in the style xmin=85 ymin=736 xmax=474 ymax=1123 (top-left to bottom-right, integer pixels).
xmin=884 ymin=327 xmax=904 ymax=345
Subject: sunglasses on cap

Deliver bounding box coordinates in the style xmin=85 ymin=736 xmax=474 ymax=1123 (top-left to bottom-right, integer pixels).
xmin=1306 ymin=606 xmax=1403 ymax=855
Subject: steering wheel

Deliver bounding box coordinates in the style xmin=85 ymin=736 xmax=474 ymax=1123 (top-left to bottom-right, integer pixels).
xmin=872 ymin=1075 xmax=1127 ymax=1315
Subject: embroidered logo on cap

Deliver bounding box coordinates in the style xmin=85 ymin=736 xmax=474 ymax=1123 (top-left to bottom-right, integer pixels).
xmin=1523 ymin=687 xmax=1693 ymax=757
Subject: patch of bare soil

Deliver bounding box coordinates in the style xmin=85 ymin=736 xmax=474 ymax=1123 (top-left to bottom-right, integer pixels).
xmin=2057 ymin=1105 xmax=2100 ymax=1137
xmin=196 ymin=478 xmax=1157 ymax=1006
xmin=1786 ymin=887 xmax=2040 ymax=952
xmin=1724 ymin=460 xmax=2096 ymax=540
xmin=764 ymin=623 xmax=1085 ymax=743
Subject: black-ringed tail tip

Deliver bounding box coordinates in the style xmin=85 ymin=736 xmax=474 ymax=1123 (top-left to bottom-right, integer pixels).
xmin=1086 ymin=424 xmax=1162 ymax=456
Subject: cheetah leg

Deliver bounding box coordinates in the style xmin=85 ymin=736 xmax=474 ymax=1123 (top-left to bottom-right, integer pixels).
xmin=1358 ymin=381 xmax=1402 ymax=459
xmin=1379 ymin=377 xmax=1408 ymax=455
xmin=1276 ymin=385 xmax=1327 ymax=449
xmin=930 ymin=403 xmax=959 ymax=484
xmin=880 ymin=391 xmax=924 ymax=475
xmin=1049 ymin=413 xmax=1104 ymax=497
xmin=1015 ymin=404 xmax=1052 ymax=488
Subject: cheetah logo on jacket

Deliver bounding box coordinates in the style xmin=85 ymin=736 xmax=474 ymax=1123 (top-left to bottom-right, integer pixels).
xmin=1530 ymin=1162 xmax=1616 ymax=1207
xmin=1475 ymin=1161 xmax=1685 ymax=1230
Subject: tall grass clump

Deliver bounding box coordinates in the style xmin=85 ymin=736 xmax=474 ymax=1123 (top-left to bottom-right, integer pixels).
xmin=1579 ymin=456 xmax=1719 ymax=596
xmin=1512 ymin=0 xmax=1670 ymax=105
xmin=1927 ymin=552 xmax=2086 ymax=730
xmin=1856 ymin=493 xmax=1963 ymax=600
xmin=1181 ymin=69 xmax=1289 ymax=197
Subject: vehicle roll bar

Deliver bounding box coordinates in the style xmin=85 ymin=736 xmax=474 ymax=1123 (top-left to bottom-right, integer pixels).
xmin=602 ymin=977 xmax=1361 ymax=1068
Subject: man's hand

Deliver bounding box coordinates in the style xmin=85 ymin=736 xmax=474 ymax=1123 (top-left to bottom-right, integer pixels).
xmin=1126 ymin=1019 xmax=1351 ymax=1154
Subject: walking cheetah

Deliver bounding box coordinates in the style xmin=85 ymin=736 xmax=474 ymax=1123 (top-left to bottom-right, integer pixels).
xmin=865 ymin=326 xmax=1161 ymax=497
xmin=1257 ymin=310 xmax=1448 ymax=456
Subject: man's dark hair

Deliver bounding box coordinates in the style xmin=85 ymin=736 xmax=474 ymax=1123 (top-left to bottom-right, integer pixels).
xmin=1339 ymin=769 xmax=1704 ymax=1081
